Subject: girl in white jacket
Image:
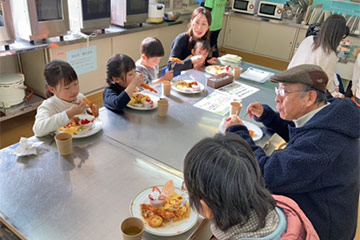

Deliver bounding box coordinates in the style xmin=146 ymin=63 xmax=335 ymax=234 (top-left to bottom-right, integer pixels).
xmin=288 ymin=15 xmax=347 ymax=98
xmin=33 ymin=60 xmax=95 ymax=137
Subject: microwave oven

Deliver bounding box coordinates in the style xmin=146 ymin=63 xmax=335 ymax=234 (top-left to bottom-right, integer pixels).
xmin=9 ymin=0 xmax=69 ymax=42
xmin=68 ymin=0 xmax=111 ymax=33
xmin=232 ymin=0 xmax=260 ymax=15
xmin=257 ymin=1 xmax=283 ymax=19
xmin=0 ymin=0 xmax=15 ymax=49
xmin=111 ymin=0 xmax=149 ymax=27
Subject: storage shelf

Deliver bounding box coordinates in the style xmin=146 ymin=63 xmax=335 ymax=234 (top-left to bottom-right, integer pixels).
xmin=332 ymin=0 xmax=360 ymax=5
xmin=0 ymin=94 xmax=44 ymax=122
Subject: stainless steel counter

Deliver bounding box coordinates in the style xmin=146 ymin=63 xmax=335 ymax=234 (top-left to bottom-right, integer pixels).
xmin=0 ymin=62 xmax=279 ymax=239
xmin=101 ymin=63 xmax=279 ymax=171
xmin=0 ymin=15 xmax=190 ymax=57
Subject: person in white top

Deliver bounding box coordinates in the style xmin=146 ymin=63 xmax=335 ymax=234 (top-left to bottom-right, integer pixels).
xmin=33 ymin=60 xmax=98 ymax=137
xmin=352 ymin=54 xmax=360 ymax=106
xmin=288 ymin=14 xmax=347 ymax=98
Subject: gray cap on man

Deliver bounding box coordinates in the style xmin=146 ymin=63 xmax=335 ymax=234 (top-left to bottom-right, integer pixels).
xmin=270 ymin=64 xmax=328 ymax=93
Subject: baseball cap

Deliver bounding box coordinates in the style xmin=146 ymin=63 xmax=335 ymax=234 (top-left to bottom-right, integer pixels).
xmin=270 ymin=64 xmax=328 ymax=93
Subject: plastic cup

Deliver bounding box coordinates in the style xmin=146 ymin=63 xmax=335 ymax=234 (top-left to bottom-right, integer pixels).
xmin=233 ymin=67 xmax=242 ymax=80
xmin=120 ymin=217 xmax=144 ymax=240
xmin=353 ymin=48 xmax=360 ymax=60
xmin=162 ymin=81 xmax=171 ymax=96
xmin=230 ymin=102 xmax=242 ymax=116
xmin=157 ymin=99 xmax=169 ymax=117
xmin=55 ymin=132 xmax=73 ymax=156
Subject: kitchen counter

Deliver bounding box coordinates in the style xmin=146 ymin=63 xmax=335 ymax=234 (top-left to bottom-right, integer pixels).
xmin=0 ymin=14 xmax=191 ymax=58
xmin=0 ymin=62 xmax=279 ymax=239
xmin=226 ymin=11 xmax=309 ymax=30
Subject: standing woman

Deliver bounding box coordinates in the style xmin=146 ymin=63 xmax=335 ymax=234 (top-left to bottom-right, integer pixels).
xmin=204 ymin=0 xmax=227 ymax=58
xmin=168 ymin=7 xmax=216 ymax=74
xmin=288 ymin=14 xmax=347 ymax=98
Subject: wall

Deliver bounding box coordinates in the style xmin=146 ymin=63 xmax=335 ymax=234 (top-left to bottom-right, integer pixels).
xmin=0 ymin=55 xmax=20 ymax=74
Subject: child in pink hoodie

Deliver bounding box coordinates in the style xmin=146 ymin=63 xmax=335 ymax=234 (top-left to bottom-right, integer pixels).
xmin=184 ymin=133 xmax=319 ymax=240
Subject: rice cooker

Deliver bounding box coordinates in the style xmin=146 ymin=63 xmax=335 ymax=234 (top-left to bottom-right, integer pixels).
xmin=0 ymin=73 xmax=26 ymax=108
xmin=148 ymin=3 xmax=165 ymax=23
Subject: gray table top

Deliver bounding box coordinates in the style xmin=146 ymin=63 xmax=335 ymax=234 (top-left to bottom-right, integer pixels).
xmin=0 ymin=134 xmax=203 ymax=240
xmin=0 ymin=62 xmax=280 ymax=240
xmin=101 ymin=63 xmax=279 ymax=171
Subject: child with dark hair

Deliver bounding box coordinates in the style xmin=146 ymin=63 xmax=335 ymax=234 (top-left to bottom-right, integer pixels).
xmin=288 ymin=14 xmax=348 ymax=97
xmin=191 ymin=39 xmax=210 ymax=71
xmin=33 ymin=60 xmax=98 ymax=137
xmin=184 ymin=133 xmax=319 ymax=240
xmin=136 ymin=37 xmax=173 ymax=85
xmin=103 ymin=54 xmax=144 ymax=113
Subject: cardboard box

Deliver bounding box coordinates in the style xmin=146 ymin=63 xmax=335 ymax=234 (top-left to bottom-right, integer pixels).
xmin=206 ymin=73 xmax=234 ymax=89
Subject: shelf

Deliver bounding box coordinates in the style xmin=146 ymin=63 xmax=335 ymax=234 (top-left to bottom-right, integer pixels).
xmin=331 ymin=0 xmax=360 ymax=4
xmin=0 ymin=94 xmax=44 ymax=122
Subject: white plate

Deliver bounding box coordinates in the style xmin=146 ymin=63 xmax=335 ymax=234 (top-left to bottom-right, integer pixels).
xmin=172 ymin=80 xmax=204 ymax=94
xmin=205 ymin=65 xmax=233 ymax=75
xmin=219 ymin=118 xmax=263 ymax=141
xmin=59 ymin=114 xmax=103 ymax=139
xmin=127 ymin=93 xmax=159 ymax=110
xmin=130 ymin=186 xmax=198 ymax=236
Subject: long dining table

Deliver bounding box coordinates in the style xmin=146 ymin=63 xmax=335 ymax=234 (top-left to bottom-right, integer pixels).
xmin=0 ymin=62 xmax=279 ymax=240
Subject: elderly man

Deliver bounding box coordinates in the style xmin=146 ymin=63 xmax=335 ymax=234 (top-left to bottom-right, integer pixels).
xmin=225 ymin=64 xmax=360 ymax=240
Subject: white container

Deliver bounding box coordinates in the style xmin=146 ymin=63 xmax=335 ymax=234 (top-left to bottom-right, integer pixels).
xmin=148 ymin=3 xmax=165 ymax=23
xmin=219 ymin=54 xmax=242 ymax=67
xmin=0 ymin=73 xmax=26 ymax=108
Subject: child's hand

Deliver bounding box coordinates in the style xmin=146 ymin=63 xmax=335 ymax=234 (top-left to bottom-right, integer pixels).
xmin=66 ymin=101 xmax=86 ymax=119
xmin=191 ymin=55 xmax=206 ymax=66
xmin=207 ymin=57 xmax=218 ymax=65
xmin=163 ymin=70 xmax=173 ymax=81
xmin=134 ymin=72 xmax=144 ymax=86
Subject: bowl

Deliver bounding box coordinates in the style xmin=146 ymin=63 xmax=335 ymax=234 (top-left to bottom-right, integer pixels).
xmin=164 ymin=11 xmax=181 ymax=22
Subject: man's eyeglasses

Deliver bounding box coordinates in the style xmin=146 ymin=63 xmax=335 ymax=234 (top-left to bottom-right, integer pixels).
xmin=274 ymin=87 xmax=307 ymax=97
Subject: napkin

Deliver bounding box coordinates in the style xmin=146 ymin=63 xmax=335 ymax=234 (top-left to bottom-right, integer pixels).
xmin=14 ymin=137 xmax=43 ymax=156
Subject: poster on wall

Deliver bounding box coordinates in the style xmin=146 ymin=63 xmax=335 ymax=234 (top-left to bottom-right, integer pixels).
xmin=66 ymin=46 xmax=98 ymax=75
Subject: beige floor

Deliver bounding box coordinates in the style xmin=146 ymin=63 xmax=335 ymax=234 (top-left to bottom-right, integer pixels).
xmin=0 ymin=50 xmax=359 ymax=239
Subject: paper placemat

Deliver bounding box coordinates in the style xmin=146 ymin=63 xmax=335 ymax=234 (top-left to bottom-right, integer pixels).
xmin=215 ymin=82 xmax=259 ymax=99
xmin=240 ymin=67 xmax=274 ymax=83
xmin=194 ymin=91 xmax=241 ymax=116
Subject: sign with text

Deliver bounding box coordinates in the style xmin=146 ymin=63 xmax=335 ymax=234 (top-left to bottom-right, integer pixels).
xmin=66 ymin=46 xmax=97 ymax=75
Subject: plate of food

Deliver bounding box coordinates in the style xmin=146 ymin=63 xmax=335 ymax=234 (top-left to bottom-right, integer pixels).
xmin=172 ymin=80 xmax=204 ymax=94
xmin=127 ymin=93 xmax=159 ymax=110
xmin=130 ymin=180 xmax=198 ymax=236
xmin=205 ymin=65 xmax=233 ymax=75
xmin=58 ymin=114 xmax=102 ymax=138
xmin=219 ymin=118 xmax=263 ymax=141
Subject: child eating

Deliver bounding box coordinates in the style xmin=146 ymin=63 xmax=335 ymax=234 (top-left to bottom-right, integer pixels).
xmin=136 ymin=37 xmax=173 ymax=85
xmin=33 ymin=60 xmax=98 ymax=137
xmin=103 ymin=54 xmax=144 ymax=113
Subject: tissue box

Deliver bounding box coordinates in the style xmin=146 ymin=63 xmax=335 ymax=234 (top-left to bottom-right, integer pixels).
xmin=207 ymin=73 xmax=234 ymax=89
